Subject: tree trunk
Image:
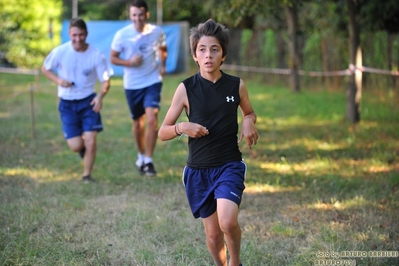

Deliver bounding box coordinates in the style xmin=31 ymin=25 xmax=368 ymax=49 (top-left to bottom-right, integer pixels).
xmin=225 ymin=29 xmax=242 ymax=65
xmin=276 ymin=31 xmax=287 ymax=69
xmin=346 ymin=0 xmax=361 ymax=123
xmin=397 ymin=34 xmax=399 ymax=88
xmin=285 ymin=3 xmax=300 ymax=92
xmin=245 ymin=29 xmax=261 ymax=66
xmin=387 ymin=33 xmax=396 ymax=87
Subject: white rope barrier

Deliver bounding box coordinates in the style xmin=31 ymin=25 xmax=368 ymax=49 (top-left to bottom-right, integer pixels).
xmin=0 ymin=67 xmax=40 ymax=75
xmin=222 ymin=64 xmax=291 ymax=75
xmin=298 ymin=69 xmax=351 ymax=77
xmin=1 ymin=65 xmax=397 ymax=78
xmin=0 ymin=67 xmax=40 ymax=101
xmin=222 ymin=64 xmax=399 ymax=77
xmin=349 ymin=64 xmax=399 ymax=76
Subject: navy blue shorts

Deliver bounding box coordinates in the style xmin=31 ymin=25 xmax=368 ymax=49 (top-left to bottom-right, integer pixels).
xmin=58 ymin=93 xmax=103 ymax=139
xmin=125 ymin=82 xmax=162 ymax=120
xmin=182 ymin=161 xmax=247 ymax=219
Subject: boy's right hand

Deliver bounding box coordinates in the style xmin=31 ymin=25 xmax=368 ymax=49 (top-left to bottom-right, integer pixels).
xmin=181 ymin=122 xmax=209 ymax=138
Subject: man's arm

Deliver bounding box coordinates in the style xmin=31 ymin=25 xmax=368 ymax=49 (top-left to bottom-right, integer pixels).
xmin=110 ymin=50 xmax=142 ymax=67
xmin=99 ymin=79 xmax=111 ymax=98
xmin=91 ymin=78 xmax=110 ymax=113
xmin=159 ymin=45 xmax=168 ymax=75
xmin=110 ymin=50 xmax=127 ymax=66
xmin=41 ymin=66 xmax=73 ymax=87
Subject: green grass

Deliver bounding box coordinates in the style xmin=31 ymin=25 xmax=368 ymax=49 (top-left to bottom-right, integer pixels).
xmin=1 ymin=72 xmax=398 ymax=266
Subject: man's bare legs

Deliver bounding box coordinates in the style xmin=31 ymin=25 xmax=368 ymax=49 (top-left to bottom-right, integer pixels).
xmin=132 ymin=108 xmax=159 ymax=157
xmin=144 ymin=107 xmax=158 ymax=158
xmin=67 ymin=131 xmax=98 ymax=178
xmin=132 ymin=107 xmax=159 ymax=175
xmin=202 ymin=199 xmax=242 ymax=266
xmin=133 ymin=116 xmax=145 ymax=155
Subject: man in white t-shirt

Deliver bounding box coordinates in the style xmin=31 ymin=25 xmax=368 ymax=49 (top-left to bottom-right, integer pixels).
xmin=110 ymin=0 xmax=167 ymax=177
xmin=42 ymin=18 xmax=113 ymax=183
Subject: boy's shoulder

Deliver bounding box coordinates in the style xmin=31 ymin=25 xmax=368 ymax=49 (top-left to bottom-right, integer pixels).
xmin=222 ymin=71 xmax=240 ymax=82
xmin=182 ymin=73 xmax=199 ymax=88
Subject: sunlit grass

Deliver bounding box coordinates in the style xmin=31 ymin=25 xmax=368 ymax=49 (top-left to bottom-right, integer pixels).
xmin=245 ymin=183 xmax=302 ymax=194
xmin=310 ymin=196 xmax=368 ymax=210
xmin=2 ymin=167 xmax=73 ymax=182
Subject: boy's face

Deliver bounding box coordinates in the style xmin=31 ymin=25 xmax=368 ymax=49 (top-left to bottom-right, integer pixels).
xmin=69 ymin=26 xmax=87 ymax=52
xmin=193 ymin=36 xmax=226 ymax=73
xmin=130 ymin=6 xmax=149 ymax=32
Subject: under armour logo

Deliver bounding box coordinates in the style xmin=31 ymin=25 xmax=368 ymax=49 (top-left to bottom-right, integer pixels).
xmin=226 ymin=96 xmax=234 ymax=102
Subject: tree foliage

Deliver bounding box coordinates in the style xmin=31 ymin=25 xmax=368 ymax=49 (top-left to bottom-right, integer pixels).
xmin=0 ymin=0 xmax=62 ymax=68
xmin=202 ymin=0 xmax=274 ymax=28
xmin=162 ymin=0 xmax=209 ymax=27
xmin=360 ymin=0 xmax=399 ymax=34
xmin=61 ymin=0 xmax=127 ymax=21
xmin=2 ymin=0 xmax=399 ymax=71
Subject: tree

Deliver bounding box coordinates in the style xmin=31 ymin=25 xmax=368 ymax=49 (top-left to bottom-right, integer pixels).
xmin=360 ymin=0 xmax=399 ymax=87
xmin=285 ymin=1 xmax=300 ymax=92
xmin=345 ymin=0 xmax=399 ymax=123
xmin=299 ymin=1 xmax=348 ymax=89
xmin=61 ymin=0 xmax=128 ymax=21
xmin=162 ymin=0 xmax=209 ymax=26
xmin=0 ymin=0 xmax=62 ymax=68
xmin=346 ymin=0 xmax=361 ymax=123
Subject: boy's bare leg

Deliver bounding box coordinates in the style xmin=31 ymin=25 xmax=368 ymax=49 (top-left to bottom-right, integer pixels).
xmin=202 ymin=212 xmax=228 ymax=266
xmin=217 ymin=198 xmax=242 ymax=266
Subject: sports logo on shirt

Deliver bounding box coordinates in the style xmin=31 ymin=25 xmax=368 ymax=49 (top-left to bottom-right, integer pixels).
xmin=226 ymin=96 xmax=235 ymax=102
xmin=83 ymin=69 xmax=92 ymax=76
xmin=139 ymin=44 xmax=147 ymax=53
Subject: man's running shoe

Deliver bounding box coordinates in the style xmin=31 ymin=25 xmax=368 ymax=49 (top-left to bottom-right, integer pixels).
xmin=135 ymin=160 xmax=145 ymax=175
xmin=79 ymin=147 xmax=86 ymax=159
xmin=82 ymin=175 xmax=95 ymax=183
xmin=143 ymin=162 xmax=156 ymax=176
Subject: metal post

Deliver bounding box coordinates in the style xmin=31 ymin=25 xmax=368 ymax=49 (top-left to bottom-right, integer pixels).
xmin=157 ymin=0 xmax=163 ymax=25
xmin=72 ymin=0 xmax=78 ymax=18
xmin=30 ymin=83 xmax=36 ymax=139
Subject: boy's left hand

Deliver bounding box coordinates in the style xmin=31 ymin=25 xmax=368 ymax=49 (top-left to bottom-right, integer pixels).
xmin=238 ymin=117 xmax=258 ymax=149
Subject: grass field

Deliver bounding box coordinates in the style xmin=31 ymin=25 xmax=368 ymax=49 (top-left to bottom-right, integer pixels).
xmin=0 ymin=72 xmax=398 ymax=266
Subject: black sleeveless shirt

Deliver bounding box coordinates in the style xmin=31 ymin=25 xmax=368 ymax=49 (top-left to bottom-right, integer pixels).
xmin=183 ymin=71 xmax=242 ymax=168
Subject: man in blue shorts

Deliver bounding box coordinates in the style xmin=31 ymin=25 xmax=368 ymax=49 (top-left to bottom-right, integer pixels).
xmin=158 ymin=19 xmax=258 ymax=266
xmin=110 ymin=0 xmax=167 ymax=176
xmin=42 ymin=18 xmax=113 ymax=183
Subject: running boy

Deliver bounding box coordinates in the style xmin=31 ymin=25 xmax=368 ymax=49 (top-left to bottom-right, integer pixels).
xmin=158 ymin=19 xmax=258 ymax=266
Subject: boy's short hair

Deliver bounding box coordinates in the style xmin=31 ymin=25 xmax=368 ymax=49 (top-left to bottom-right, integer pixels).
xmin=190 ymin=19 xmax=229 ymax=59
xmin=69 ymin=18 xmax=87 ymax=33
xmin=130 ymin=0 xmax=148 ymax=12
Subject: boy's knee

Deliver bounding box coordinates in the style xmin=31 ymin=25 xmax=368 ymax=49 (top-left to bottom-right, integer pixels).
xmin=206 ymin=229 xmax=224 ymax=244
xmin=219 ymin=219 xmax=240 ymax=235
